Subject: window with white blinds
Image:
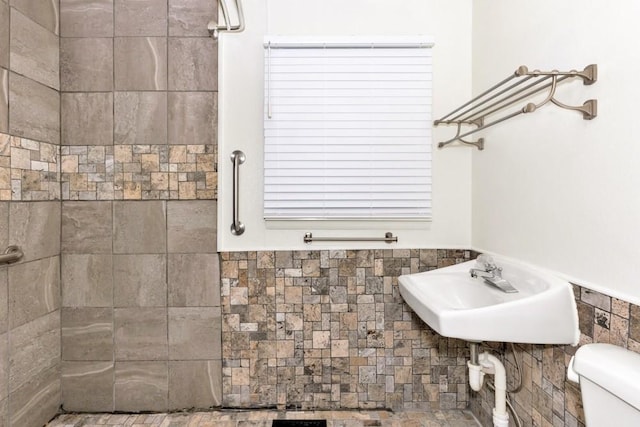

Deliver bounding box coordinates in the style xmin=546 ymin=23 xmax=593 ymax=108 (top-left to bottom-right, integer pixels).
xmin=263 ymin=37 xmax=433 ymax=220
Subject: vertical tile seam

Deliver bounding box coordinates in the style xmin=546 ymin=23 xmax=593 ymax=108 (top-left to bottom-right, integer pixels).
xmin=110 ymin=0 xmax=116 ymax=408
xmin=164 ymin=3 xmax=170 ymax=405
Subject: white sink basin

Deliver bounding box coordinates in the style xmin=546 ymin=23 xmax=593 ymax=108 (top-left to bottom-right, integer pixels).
xmin=398 ymin=256 xmax=580 ymax=344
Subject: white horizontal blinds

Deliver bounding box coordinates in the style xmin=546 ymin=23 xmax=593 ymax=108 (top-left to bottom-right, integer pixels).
xmin=264 ymin=37 xmax=433 ymax=220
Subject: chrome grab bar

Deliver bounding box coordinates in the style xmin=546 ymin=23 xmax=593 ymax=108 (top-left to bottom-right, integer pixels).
xmin=0 ymin=245 xmax=23 ymax=265
xmin=230 ymin=150 xmax=246 ymax=236
xmin=304 ymin=232 xmax=397 ymax=244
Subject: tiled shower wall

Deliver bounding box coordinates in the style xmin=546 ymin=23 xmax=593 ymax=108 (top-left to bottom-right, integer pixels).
xmin=60 ymin=200 xmax=221 ymax=412
xmin=0 ymin=0 xmax=62 ymax=425
xmin=57 ymin=0 xmax=222 ymax=414
xmin=219 ymin=250 xmax=474 ymax=411
xmin=59 ymin=0 xmax=218 ymax=201
xmin=469 ymin=286 xmax=640 ymax=427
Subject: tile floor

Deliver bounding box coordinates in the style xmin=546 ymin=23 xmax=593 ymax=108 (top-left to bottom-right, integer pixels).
xmin=47 ymin=410 xmax=481 ymax=427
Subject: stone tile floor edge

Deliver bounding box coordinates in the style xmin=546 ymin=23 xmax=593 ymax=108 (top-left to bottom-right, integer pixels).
xmin=46 ymin=409 xmax=482 ymax=427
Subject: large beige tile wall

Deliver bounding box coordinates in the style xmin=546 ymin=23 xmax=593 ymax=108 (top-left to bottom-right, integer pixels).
xmin=58 ymin=0 xmax=221 ymax=414
xmin=0 ymin=0 xmax=62 ymax=426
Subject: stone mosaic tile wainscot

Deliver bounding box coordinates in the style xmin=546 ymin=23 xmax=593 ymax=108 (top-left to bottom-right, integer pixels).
xmin=220 ymin=249 xmax=475 ymax=411
xmin=60 ymin=144 xmax=217 ymax=200
xmin=0 ymin=132 xmax=60 ymax=200
xmin=469 ymin=286 xmax=640 ymax=427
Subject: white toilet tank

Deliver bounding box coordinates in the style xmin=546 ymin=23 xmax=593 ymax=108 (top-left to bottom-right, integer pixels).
xmin=567 ymin=343 xmax=640 ymax=427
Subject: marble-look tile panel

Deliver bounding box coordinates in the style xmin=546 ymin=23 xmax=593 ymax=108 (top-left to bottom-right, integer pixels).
xmin=168 ymin=92 xmax=217 ymax=145
xmin=0 ymin=203 xmax=6 ymax=257
xmin=61 ymin=254 xmax=113 ymax=307
xmin=114 ymin=307 xmax=168 ymax=361
xmin=113 ymin=254 xmax=167 ymax=307
xmin=114 ymin=37 xmax=167 ymax=91
xmin=167 ymin=200 xmax=217 ymax=253
xmin=0 ymin=68 xmax=7 ymax=134
xmin=60 ymin=0 xmax=114 ymax=37
xmin=61 ymin=201 xmax=113 ymax=253
xmin=114 ymin=0 xmax=167 ymax=37
xmin=0 ymin=3 xmax=8 ymax=69
xmin=0 ymin=332 xmax=7 ymax=401
xmin=61 ymin=307 xmax=113 ymax=361
xmin=9 ymin=201 xmax=60 ymax=261
xmin=8 ymin=310 xmax=60 ymax=393
xmin=9 ymin=72 xmax=60 ymax=145
xmin=0 ymin=271 xmax=6 ymax=334
xmin=168 ymin=307 xmax=221 ymax=360
xmin=114 ymin=92 xmax=167 ymax=146
xmin=8 ymin=256 xmax=60 ymax=328
xmin=60 ymin=38 xmax=113 ymax=91
xmin=10 ymin=9 xmax=59 ymax=90
xmin=61 ymin=361 xmax=114 ymax=412
xmin=168 ymin=38 xmax=218 ymax=91
xmin=113 ymin=201 xmax=167 ymax=254
xmin=0 ymin=397 xmax=5 ymax=427
xmin=61 ymin=92 xmax=113 ymax=146
xmin=11 ymin=0 xmax=59 ymax=35
xmin=168 ymin=253 xmax=220 ymax=307
xmin=114 ymin=361 xmax=168 ymax=412
xmin=9 ymin=364 xmax=60 ymax=427
xmin=168 ymin=360 xmax=221 ymax=410
xmin=169 ymin=0 xmax=217 ymax=37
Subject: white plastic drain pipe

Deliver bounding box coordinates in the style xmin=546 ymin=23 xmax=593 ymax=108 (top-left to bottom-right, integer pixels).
xmin=468 ymin=351 xmax=509 ymax=427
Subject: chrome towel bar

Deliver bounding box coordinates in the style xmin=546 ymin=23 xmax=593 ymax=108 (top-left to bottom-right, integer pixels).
xmin=0 ymin=245 xmax=23 ymax=265
xmin=230 ymin=150 xmax=245 ymax=236
xmin=304 ymin=232 xmax=397 ymax=244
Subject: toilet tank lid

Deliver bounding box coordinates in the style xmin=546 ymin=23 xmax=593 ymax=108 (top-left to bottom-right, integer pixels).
xmin=572 ymin=343 xmax=640 ymax=411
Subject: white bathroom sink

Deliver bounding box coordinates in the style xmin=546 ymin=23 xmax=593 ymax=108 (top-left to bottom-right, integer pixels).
xmin=398 ymin=256 xmax=580 ymax=344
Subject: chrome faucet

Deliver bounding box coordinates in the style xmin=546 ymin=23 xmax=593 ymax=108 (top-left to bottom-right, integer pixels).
xmin=469 ymin=255 xmax=518 ymax=293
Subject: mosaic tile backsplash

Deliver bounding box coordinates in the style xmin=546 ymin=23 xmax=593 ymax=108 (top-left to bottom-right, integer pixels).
xmin=0 ymin=133 xmax=60 ymax=200
xmin=220 ymin=249 xmax=475 ymax=411
xmin=470 ymin=286 xmax=640 ymax=427
xmin=220 ymin=249 xmax=640 ymax=427
xmin=61 ymin=144 xmax=217 ymax=200
xmin=0 ymin=133 xmax=218 ymax=202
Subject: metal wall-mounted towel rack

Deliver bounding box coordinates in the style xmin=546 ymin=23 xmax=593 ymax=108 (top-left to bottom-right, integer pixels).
xmin=304 ymin=232 xmax=398 ymax=244
xmin=207 ymin=0 xmax=245 ymax=39
xmin=435 ymin=64 xmax=598 ymax=150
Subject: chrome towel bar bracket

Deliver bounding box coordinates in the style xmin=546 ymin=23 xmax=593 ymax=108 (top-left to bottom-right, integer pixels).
xmin=0 ymin=245 xmax=23 ymax=265
xmin=304 ymin=232 xmax=398 ymax=244
xmin=230 ymin=150 xmax=245 ymax=236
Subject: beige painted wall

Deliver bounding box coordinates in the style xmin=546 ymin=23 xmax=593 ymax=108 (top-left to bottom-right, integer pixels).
xmin=218 ymin=0 xmax=474 ymax=251
xmin=471 ymin=0 xmax=640 ymax=304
